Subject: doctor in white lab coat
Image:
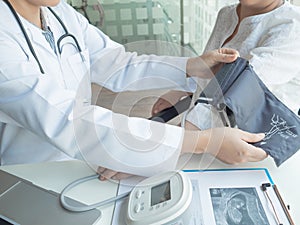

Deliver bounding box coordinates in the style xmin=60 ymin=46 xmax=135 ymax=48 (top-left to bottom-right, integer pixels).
xmin=0 ymin=0 xmax=267 ymax=177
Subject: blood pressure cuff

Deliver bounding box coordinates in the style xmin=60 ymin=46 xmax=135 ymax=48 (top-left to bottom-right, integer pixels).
xmin=199 ymin=57 xmax=300 ymax=166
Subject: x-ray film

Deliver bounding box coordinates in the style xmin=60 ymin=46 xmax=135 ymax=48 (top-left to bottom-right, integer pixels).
xmin=210 ymin=187 xmax=270 ymax=225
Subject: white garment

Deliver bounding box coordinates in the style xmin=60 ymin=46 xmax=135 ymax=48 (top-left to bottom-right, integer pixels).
xmin=0 ymin=1 xmax=191 ymax=176
xmin=187 ymin=1 xmax=300 ymax=129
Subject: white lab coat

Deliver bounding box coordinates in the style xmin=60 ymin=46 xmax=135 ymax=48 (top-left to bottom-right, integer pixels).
xmin=0 ymin=1 xmax=191 ymax=176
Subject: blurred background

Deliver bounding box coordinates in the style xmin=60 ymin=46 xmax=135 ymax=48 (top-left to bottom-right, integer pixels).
xmin=67 ymin=0 xmax=300 ymax=55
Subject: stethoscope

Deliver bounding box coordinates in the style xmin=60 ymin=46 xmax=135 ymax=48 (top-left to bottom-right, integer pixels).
xmin=3 ymin=0 xmax=83 ymax=74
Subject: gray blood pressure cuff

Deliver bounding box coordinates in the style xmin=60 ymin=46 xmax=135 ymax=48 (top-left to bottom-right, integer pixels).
xmin=198 ymin=57 xmax=300 ymax=166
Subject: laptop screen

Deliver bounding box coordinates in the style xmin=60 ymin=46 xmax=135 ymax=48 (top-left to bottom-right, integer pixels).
xmin=0 ymin=215 xmax=20 ymax=225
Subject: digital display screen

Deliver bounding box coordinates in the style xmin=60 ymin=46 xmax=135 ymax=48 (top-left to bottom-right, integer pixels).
xmin=151 ymin=181 xmax=171 ymax=206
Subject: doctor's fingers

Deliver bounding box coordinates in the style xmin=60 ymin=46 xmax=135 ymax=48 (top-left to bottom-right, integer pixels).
xmin=110 ymin=172 xmax=134 ymax=180
xmin=215 ymin=143 xmax=267 ymax=165
xmin=245 ymin=144 xmax=268 ymax=162
xmin=231 ymin=130 xmax=268 ymax=162
xmin=239 ymin=130 xmax=265 ymax=143
xmin=97 ymin=167 xmax=116 ymax=181
xmin=97 ymin=167 xmax=133 ymax=181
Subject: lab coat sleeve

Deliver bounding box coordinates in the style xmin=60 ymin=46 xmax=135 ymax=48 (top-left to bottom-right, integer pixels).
xmin=248 ymin=18 xmax=300 ymax=87
xmin=69 ymin=5 xmax=194 ymax=92
xmin=90 ymin=45 xmax=192 ymax=92
xmin=0 ymin=32 xmax=184 ymax=177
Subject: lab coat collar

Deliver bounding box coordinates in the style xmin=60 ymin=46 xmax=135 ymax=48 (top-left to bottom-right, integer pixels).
xmin=20 ymin=16 xmax=57 ymax=57
xmin=1 ymin=2 xmax=58 ymax=57
xmin=0 ymin=1 xmax=23 ymax=35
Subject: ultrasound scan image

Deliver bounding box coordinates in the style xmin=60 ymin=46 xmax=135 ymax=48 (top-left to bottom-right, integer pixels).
xmin=210 ymin=187 xmax=270 ymax=225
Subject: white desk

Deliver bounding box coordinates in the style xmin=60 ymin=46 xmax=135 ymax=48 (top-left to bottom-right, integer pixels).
xmin=0 ymin=160 xmax=118 ymax=225
xmin=1 ymin=151 xmax=300 ymax=225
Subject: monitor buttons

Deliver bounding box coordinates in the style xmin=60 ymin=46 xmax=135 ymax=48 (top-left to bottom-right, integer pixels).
xmin=134 ymin=204 xmax=141 ymax=213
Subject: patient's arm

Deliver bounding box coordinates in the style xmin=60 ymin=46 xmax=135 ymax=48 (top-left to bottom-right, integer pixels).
xmin=151 ymin=90 xmax=189 ymax=116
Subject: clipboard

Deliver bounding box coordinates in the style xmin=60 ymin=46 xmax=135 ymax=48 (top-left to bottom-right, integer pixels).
xmin=112 ymin=168 xmax=294 ymax=225
xmin=183 ymin=168 xmax=294 ymax=225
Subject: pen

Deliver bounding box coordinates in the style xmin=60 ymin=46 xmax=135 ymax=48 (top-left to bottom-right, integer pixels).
xmin=273 ymin=184 xmax=295 ymax=225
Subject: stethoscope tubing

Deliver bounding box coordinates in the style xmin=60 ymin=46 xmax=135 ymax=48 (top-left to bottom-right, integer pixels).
xmin=3 ymin=0 xmax=82 ymax=74
xmin=3 ymin=0 xmax=45 ymax=74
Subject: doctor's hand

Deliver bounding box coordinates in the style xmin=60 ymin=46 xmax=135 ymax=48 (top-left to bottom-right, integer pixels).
xmin=151 ymin=48 xmax=239 ymax=117
xmin=187 ymin=48 xmax=239 ymax=78
xmin=182 ymin=127 xmax=268 ymax=165
xmin=97 ymin=166 xmax=133 ymax=181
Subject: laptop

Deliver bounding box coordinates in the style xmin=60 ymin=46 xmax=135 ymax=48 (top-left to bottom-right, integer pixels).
xmin=0 ymin=170 xmax=101 ymax=225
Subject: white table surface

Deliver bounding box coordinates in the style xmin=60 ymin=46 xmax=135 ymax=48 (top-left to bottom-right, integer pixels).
xmin=0 ymin=160 xmax=118 ymax=225
xmin=1 ymin=151 xmax=299 ymax=225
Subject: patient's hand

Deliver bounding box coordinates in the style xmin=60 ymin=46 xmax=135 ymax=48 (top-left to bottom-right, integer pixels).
xmin=97 ymin=167 xmax=133 ymax=181
xmin=151 ymin=90 xmax=189 ymax=115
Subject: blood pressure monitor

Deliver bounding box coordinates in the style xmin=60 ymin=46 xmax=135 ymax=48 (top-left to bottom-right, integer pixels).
xmin=60 ymin=171 xmax=193 ymax=225
xmin=126 ymin=171 xmax=193 ymax=225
